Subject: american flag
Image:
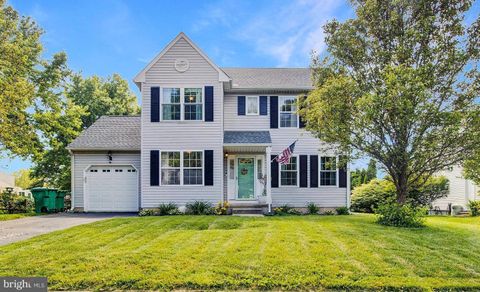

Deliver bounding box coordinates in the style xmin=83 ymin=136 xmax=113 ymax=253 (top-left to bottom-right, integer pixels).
xmin=275 ymin=141 xmax=297 ymax=165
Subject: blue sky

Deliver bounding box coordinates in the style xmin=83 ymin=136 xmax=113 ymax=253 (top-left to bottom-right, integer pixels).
xmin=2 ymin=0 xmax=478 ymax=174
xmin=2 ymin=0 xmax=354 ymax=173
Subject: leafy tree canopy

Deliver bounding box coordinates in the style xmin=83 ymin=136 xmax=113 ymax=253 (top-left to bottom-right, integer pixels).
xmin=301 ymin=0 xmax=480 ymax=203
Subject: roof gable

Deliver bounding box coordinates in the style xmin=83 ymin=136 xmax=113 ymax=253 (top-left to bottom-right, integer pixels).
xmin=133 ymin=32 xmax=229 ymax=88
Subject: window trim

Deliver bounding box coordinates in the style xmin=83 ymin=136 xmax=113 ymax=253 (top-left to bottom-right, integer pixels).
xmin=246 ymin=96 xmax=259 ymax=116
xmin=159 ymin=150 xmax=205 ymax=186
xmin=278 ymin=96 xmax=299 ymax=128
xmin=279 ymin=155 xmax=299 ymax=187
xmin=160 ymin=86 xmax=205 ymax=122
xmin=319 ymin=156 xmax=339 ymax=187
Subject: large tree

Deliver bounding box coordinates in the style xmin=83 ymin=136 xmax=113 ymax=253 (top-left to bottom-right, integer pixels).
xmin=0 ymin=0 xmax=73 ymax=159
xmin=31 ymin=74 xmax=140 ymax=190
xmin=300 ymin=0 xmax=480 ymax=204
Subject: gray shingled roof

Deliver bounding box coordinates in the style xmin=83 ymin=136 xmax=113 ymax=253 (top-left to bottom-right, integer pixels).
xmin=224 ymin=131 xmax=272 ymax=144
xmin=67 ymin=116 xmax=141 ymax=151
xmin=221 ymin=68 xmax=312 ymax=89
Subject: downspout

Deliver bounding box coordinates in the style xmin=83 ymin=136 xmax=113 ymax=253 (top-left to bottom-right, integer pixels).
xmin=69 ymin=149 xmax=75 ymax=211
xmin=346 ymin=161 xmax=351 ymax=209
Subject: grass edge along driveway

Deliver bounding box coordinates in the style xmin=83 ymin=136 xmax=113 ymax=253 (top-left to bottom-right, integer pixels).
xmin=0 ymin=214 xmax=479 ymax=291
xmin=0 ymin=213 xmax=37 ymax=221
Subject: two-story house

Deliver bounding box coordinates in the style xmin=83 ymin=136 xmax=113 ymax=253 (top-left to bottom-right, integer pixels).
xmin=67 ymin=33 xmax=351 ymax=213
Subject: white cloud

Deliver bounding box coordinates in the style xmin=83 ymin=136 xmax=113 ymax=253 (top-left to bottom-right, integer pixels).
xmin=193 ymin=0 xmax=347 ymax=66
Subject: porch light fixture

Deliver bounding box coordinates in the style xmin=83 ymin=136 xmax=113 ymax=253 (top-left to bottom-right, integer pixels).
xmin=107 ymin=151 xmax=113 ymax=164
xmin=225 ymin=153 xmax=229 ymax=157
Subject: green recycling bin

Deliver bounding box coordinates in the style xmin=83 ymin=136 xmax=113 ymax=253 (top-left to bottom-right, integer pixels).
xmin=56 ymin=190 xmax=67 ymax=212
xmin=31 ymin=187 xmax=58 ymax=213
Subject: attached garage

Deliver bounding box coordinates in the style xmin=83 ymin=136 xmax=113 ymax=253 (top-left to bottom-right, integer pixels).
xmin=85 ymin=165 xmax=139 ymax=212
xmin=67 ymin=116 xmax=141 ymax=212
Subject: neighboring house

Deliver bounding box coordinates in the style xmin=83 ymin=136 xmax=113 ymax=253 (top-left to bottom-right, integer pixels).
xmin=433 ymin=166 xmax=478 ymax=212
xmin=67 ymin=32 xmax=350 ymax=213
xmin=0 ymin=172 xmax=31 ymax=197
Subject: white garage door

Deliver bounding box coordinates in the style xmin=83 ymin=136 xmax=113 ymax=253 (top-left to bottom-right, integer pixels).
xmin=85 ymin=165 xmax=138 ymax=212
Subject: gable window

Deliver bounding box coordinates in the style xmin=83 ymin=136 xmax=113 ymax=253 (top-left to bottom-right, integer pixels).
xmin=280 ymin=157 xmax=297 ymax=186
xmin=162 ymin=88 xmax=181 ymax=120
xmin=320 ymin=156 xmax=337 ymax=186
xmin=161 ymin=87 xmax=203 ymax=121
xmin=279 ymin=96 xmax=298 ymax=128
xmin=246 ymin=96 xmax=259 ymax=115
xmin=161 ymin=151 xmax=181 ymax=185
xmin=183 ymin=151 xmax=203 ymax=185
xmin=184 ymin=88 xmax=203 ymax=120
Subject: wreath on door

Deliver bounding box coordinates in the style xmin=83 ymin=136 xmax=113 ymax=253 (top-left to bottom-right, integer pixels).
xmin=241 ymin=168 xmax=248 ymax=175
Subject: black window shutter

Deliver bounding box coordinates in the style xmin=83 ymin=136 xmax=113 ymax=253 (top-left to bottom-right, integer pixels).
xmin=259 ymin=96 xmax=268 ymax=115
xmin=151 ymin=87 xmax=160 ymax=122
xmin=238 ymin=96 xmax=245 ymax=115
xmin=299 ymin=116 xmax=306 ymax=128
xmin=300 ymin=155 xmax=308 ymax=187
xmin=271 ymin=155 xmax=279 ymax=188
xmin=205 ymin=86 xmax=214 ymax=122
xmin=150 ymin=150 xmax=159 ymax=186
xmin=339 ymin=155 xmax=347 ymax=188
xmin=270 ymin=96 xmax=278 ymax=128
xmin=310 ymin=155 xmax=318 ymax=188
xmin=204 ymin=150 xmax=214 ymax=186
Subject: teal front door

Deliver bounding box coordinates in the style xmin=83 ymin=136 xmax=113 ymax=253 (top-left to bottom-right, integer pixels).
xmin=237 ymin=158 xmax=255 ymax=199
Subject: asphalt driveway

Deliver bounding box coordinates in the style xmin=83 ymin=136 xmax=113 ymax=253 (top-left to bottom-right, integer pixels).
xmin=0 ymin=213 xmax=136 ymax=246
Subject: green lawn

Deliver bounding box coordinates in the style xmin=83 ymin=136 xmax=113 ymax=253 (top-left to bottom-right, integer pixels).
xmin=0 ymin=212 xmax=36 ymax=221
xmin=0 ymin=215 xmax=479 ymax=291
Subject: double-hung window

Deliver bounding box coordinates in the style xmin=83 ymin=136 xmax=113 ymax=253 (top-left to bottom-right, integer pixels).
xmin=279 ymin=96 xmax=298 ymax=127
xmin=161 ymin=87 xmax=203 ymax=121
xmin=161 ymin=151 xmax=203 ymax=185
xmin=184 ymin=88 xmax=202 ymax=120
xmin=246 ymin=96 xmax=259 ymax=115
xmin=320 ymin=157 xmax=337 ymax=186
xmin=183 ymin=151 xmax=203 ymax=185
xmin=280 ymin=157 xmax=297 ymax=186
xmin=162 ymin=88 xmax=181 ymax=120
xmin=161 ymin=152 xmax=181 ymax=185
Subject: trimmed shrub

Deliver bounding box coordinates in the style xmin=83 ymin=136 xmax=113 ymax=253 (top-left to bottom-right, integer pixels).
xmin=214 ymin=201 xmax=230 ymax=215
xmin=273 ymin=205 xmax=301 ymax=215
xmin=306 ymin=202 xmax=319 ymax=214
xmin=451 ymin=205 xmax=463 ymax=215
xmin=138 ymin=209 xmax=155 ymax=216
xmin=0 ymin=189 xmax=33 ymax=214
xmin=375 ymin=202 xmax=426 ymax=228
xmin=351 ymin=179 xmax=395 ymax=213
xmin=468 ymin=200 xmax=480 ymax=216
xmin=335 ymin=206 xmax=350 ymax=215
xmin=158 ymin=203 xmax=179 ymax=216
xmin=186 ymin=201 xmax=213 ymax=215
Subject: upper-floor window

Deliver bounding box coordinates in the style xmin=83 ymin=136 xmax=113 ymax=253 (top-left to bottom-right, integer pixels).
xmin=280 ymin=156 xmax=297 ymax=186
xmin=161 ymin=87 xmax=202 ymax=121
xmin=279 ymin=96 xmax=298 ymax=128
xmin=162 ymin=88 xmax=181 ymax=120
xmin=320 ymin=156 xmax=337 ymax=186
xmin=246 ymin=96 xmax=259 ymax=115
xmin=184 ymin=88 xmax=203 ymax=120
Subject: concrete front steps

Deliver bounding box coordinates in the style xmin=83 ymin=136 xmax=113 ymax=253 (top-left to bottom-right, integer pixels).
xmin=229 ymin=202 xmax=267 ymax=215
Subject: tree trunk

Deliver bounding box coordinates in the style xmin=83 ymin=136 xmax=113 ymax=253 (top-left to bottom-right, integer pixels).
xmin=395 ymin=171 xmax=409 ymax=204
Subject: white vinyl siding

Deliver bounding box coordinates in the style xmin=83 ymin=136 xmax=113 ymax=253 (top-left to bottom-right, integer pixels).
xmin=72 ymin=151 xmax=141 ymax=209
xmin=141 ymin=36 xmax=223 ymax=207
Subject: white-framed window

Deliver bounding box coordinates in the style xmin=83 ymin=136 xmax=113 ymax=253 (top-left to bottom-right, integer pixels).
xmin=184 ymin=88 xmax=203 ymax=120
xmin=161 ymin=87 xmax=203 ymax=121
xmin=280 ymin=156 xmax=298 ymax=186
xmin=160 ymin=151 xmax=203 ymax=186
xmin=161 ymin=151 xmax=181 ymax=185
xmin=279 ymin=96 xmax=298 ymax=128
xmin=162 ymin=88 xmax=181 ymax=120
xmin=183 ymin=151 xmax=203 ymax=185
xmin=246 ymin=96 xmax=259 ymax=115
xmin=320 ymin=156 xmax=337 ymax=186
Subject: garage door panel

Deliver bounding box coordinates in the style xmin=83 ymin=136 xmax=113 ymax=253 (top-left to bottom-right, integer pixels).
xmin=86 ymin=166 xmax=138 ymax=212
